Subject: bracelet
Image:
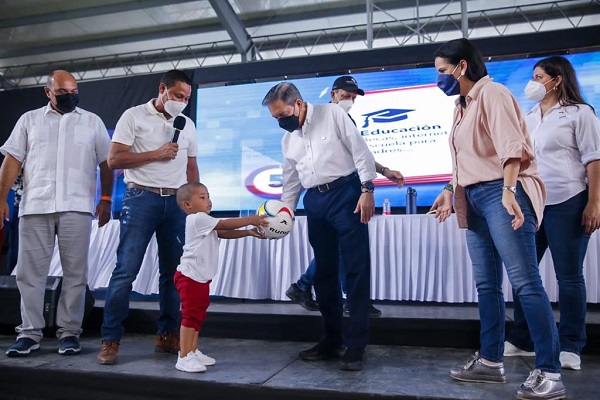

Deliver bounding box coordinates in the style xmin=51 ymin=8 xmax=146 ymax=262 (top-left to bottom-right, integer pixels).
xmin=444 ymin=183 xmax=454 ymax=193
xmin=380 ymin=166 xmax=388 ymax=175
xmin=100 ymin=195 xmax=112 ymax=202
xmin=502 ymin=185 xmax=517 ymax=194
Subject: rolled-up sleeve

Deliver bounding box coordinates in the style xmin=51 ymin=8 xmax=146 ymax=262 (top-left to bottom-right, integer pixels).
xmin=280 ymin=139 xmax=303 ymax=211
xmin=335 ymin=106 xmax=376 ymax=182
xmin=481 ymin=86 xmax=531 ymax=168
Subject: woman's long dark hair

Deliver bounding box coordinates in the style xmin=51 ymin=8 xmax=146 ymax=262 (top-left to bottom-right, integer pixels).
xmin=434 ymin=38 xmax=488 ymax=83
xmin=535 ymin=56 xmax=595 ymax=115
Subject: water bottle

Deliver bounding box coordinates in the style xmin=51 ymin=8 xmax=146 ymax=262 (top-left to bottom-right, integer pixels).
xmin=382 ymin=198 xmax=391 ymax=215
xmin=406 ymin=187 xmax=417 ymax=214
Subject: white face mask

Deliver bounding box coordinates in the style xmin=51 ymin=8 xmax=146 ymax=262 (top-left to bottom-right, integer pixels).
xmin=162 ymin=91 xmax=188 ymax=116
xmin=337 ymin=99 xmax=354 ymax=113
xmin=524 ymin=78 xmax=554 ymax=102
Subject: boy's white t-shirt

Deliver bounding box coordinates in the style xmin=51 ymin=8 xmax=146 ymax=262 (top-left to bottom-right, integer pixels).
xmin=177 ymin=212 xmax=220 ymax=283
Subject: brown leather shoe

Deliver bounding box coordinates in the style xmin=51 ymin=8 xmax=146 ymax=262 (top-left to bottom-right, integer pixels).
xmin=155 ymin=333 xmax=179 ymax=354
xmin=97 ymin=341 xmax=119 ymax=365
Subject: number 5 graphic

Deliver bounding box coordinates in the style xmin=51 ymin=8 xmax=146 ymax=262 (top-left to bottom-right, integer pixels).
xmin=269 ymin=174 xmax=283 ymax=188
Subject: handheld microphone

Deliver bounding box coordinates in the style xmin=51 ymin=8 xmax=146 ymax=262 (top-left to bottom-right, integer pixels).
xmin=171 ymin=116 xmax=186 ymax=143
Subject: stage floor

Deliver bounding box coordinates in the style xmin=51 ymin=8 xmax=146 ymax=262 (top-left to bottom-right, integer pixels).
xmin=0 ymin=333 xmax=599 ymax=400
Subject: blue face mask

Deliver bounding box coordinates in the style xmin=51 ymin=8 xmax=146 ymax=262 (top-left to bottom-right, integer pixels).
xmin=437 ymin=64 xmax=461 ymax=96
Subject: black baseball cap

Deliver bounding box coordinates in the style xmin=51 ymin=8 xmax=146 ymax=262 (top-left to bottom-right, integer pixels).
xmin=332 ymin=75 xmax=364 ymax=96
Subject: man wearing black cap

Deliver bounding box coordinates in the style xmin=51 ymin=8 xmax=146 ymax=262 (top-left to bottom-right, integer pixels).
xmin=285 ymin=75 xmax=405 ymax=316
xmin=330 ymin=76 xmax=363 ymax=127
xmin=333 ymin=75 xmax=364 ymax=95
xmin=331 ymin=76 xmax=404 ymax=184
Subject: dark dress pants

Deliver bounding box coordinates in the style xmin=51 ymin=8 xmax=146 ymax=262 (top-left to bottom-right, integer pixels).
xmin=303 ymin=176 xmax=371 ymax=349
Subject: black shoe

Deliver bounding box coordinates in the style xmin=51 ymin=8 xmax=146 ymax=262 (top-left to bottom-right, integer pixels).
xmin=299 ymin=342 xmax=346 ymax=361
xmin=369 ymin=304 xmax=382 ymax=318
xmin=340 ymin=347 xmax=365 ymax=371
xmin=343 ymin=302 xmax=382 ymax=318
xmin=286 ymin=283 xmax=319 ymax=311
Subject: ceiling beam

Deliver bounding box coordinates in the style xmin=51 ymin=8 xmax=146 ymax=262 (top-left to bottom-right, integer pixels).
xmin=0 ymin=0 xmax=597 ymax=61
xmin=0 ymin=0 xmax=199 ymax=28
xmin=0 ymin=23 xmax=219 ymax=59
xmin=208 ymin=0 xmax=256 ymax=62
xmin=0 ymin=74 xmax=17 ymax=89
xmin=0 ymin=1 xmax=451 ymax=60
xmin=2 ymin=25 xmax=599 ymax=89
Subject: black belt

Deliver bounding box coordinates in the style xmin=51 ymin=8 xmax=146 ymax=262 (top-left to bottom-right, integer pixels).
xmin=307 ymin=173 xmax=358 ymax=193
xmin=126 ymin=182 xmax=178 ymax=197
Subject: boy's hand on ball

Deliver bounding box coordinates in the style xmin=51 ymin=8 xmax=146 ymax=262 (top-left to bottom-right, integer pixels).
xmin=247 ymin=228 xmax=266 ymax=239
xmin=249 ymin=214 xmax=269 ymax=228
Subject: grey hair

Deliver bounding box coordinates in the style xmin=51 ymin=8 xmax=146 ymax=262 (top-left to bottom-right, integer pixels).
xmin=262 ymin=82 xmax=303 ymax=106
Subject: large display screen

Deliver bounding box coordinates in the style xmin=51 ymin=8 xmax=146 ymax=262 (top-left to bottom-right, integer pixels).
xmin=196 ymin=51 xmax=600 ymax=212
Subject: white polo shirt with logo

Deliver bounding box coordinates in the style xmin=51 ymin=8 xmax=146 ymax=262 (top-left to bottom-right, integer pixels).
xmin=112 ymin=99 xmax=198 ymax=189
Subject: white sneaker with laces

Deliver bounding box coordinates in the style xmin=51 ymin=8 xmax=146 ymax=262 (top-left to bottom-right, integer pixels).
xmin=176 ymin=351 xmax=207 ymax=373
xmin=504 ymin=341 xmax=535 ymax=357
xmin=559 ymin=351 xmax=581 ymax=370
xmin=193 ymin=349 xmax=216 ymax=366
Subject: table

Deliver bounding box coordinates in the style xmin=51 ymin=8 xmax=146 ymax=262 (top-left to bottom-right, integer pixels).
xmin=45 ymin=215 xmax=599 ymax=303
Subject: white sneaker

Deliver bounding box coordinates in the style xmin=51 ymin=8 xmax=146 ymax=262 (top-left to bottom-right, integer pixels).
xmin=176 ymin=351 xmax=207 ymax=373
xmin=504 ymin=341 xmax=535 ymax=357
xmin=560 ymin=351 xmax=581 ymax=370
xmin=193 ymin=349 xmax=216 ymax=366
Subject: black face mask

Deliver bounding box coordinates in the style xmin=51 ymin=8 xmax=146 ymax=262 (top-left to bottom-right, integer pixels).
xmin=278 ymin=113 xmax=300 ymax=132
xmin=54 ymin=93 xmax=80 ymax=113
xmin=278 ymin=103 xmax=301 ymax=132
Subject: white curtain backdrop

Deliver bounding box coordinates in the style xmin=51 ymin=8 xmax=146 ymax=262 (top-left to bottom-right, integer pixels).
xmin=43 ymin=215 xmax=599 ymax=303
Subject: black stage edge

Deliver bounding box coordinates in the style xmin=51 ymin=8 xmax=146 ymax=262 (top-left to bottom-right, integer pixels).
xmin=1 ymin=300 xmax=599 ymax=354
xmin=1 ymin=333 xmax=599 ymax=400
xmin=76 ymin=300 xmax=600 ymax=354
xmin=1 ymin=301 xmax=599 ymax=400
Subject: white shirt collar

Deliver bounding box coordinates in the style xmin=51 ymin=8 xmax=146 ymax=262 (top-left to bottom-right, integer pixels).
xmin=43 ymin=102 xmax=82 ymax=116
xmin=299 ymin=102 xmax=313 ymax=134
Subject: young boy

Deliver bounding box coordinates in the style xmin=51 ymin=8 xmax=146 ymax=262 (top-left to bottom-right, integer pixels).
xmin=174 ymin=182 xmax=268 ymax=373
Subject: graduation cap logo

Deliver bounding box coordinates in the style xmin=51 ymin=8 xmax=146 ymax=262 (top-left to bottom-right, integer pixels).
xmin=361 ymin=109 xmax=414 ymax=128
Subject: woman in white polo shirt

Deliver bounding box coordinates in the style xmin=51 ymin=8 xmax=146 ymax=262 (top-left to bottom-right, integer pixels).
xmin=505 ymin=56 xmax=600 ymax=371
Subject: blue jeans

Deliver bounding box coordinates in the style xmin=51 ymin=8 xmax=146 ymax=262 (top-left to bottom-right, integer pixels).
xmin=298 ymin=254 xmax=347 ymax=294
xmin=508 ymin=190 xmax=589 ymax=355
xmin=303 ymin=174 xmax=370 ymax=349
xmin=465 ymin=179 xmax=560 ymax=372
xmin=101 ymin=188 xmax=186 ymax=342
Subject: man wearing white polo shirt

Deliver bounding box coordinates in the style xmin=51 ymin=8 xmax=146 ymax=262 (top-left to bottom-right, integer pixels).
xmin=98 ymin=70 xmax=199 ymax=365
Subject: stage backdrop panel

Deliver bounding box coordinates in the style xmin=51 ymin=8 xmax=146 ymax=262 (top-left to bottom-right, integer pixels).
xmin=38 ymin=215 xmax=600 ymax=303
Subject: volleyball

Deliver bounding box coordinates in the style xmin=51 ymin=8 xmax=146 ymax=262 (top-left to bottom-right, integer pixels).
xmin=256 ymin=200 xmax=295 ymax=239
